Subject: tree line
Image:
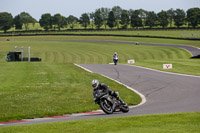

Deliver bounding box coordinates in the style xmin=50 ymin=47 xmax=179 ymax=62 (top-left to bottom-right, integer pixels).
xmin=0 ymin=6 xmax=200 ymax=32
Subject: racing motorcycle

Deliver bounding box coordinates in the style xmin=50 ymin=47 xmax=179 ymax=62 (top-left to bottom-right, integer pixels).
xmin=94 ymin=90 xmax=129 ymax=114
xmin=113 ymin=55 xmax=118 ymax=65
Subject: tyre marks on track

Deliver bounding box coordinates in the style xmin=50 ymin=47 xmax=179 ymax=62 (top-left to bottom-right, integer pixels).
xmin=113 ymin=66 xmax=120 ymax=82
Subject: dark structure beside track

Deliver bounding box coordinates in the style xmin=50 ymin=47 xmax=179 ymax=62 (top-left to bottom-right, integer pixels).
xmin=6 ymin=52 xmax=41 ymax=62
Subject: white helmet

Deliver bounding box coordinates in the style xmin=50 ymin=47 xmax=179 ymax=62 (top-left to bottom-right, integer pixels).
xmin=91 ymin=79 xmax=99 ymax=89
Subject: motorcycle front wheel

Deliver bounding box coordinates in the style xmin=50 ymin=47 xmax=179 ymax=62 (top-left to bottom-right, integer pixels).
xmin=99 ymin=99 xmax=113 ymax=114
xmin=113 ymin=60 xmax=118 ymax=65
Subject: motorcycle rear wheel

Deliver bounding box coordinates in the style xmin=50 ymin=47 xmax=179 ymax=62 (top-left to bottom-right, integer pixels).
xmin=120 ymin=105 xmax=129 ymax=113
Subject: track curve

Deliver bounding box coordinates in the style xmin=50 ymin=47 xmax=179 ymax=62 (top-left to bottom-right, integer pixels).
xmin=1 ymin=40 xmax=200 ymax=126
xmin=79 ymin=64 xmax=200 ymax=116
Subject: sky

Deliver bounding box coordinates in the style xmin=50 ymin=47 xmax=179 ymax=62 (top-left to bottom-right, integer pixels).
xmin=0 ymin=0 xmax=199 ymax=21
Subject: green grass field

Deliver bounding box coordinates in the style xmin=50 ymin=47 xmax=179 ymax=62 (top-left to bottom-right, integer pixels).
xmin=0 ymin=35 xmax=199 ymax=128
xmin=56 ymin=30 xmax=200 ymax=39
xmin=0 ymin=62 xmax=141 ymax=122
xmin=2 ymin=29 xmax=200 ymax=39
xmin=1 ymin=35 xmax=199 ymax=48
xmin=1 ymin=23 xmax=200 ymax=39
xmin=1 ymin=36 xmax=198 ymax=75
xmin=1 ymin=112 xmax=200 ymax=133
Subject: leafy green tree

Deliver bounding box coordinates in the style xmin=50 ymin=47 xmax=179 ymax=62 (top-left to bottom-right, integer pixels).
xmin=174 ymin=9 xmax=186 ymax=28
xmin=186 ymin=8 xmax=200 ymax=28
xmin=0 ymin=12 xmax=13 ymax=33
xmin=99 ymin=7 xmax=110 ymax=29
xmin=107 ymin=11 xmax=115 ymax=29
xmin=13 ymin=15 xmax=23 ymax=30
xmin=137 ymin=9 xmax=148 ymax=19
xmin=67 ymin=15 xmax=78 ymax=29
xmin=167 ymin=8 xmax=174 ymax=27
xmin=19 ymin=12 xmax=35 ymax=30
xmin=79 ymin=13 xmax=90 ymax=29
xmin=94 ymin=9 xmax=103 ymax=29
xmin=89 ymin=12 xmax=95 ymax=29
xmin=136 ymin=9 xmax=148 ymax=26
xmin=112 ymin=6 xmax=122 ymax=29
xmin=62 ymin=16 xmax=68 ymax=28
xmin=53 ymin=14 xmax=67 ymax=30
xmin=39 ymin=13 xmax=52 ymax=31
xmin=157 ymin=10 xmax=169 ymax=28
xmin=145 ymin=11 xmax=157 ymax=28
xmin=120 ymin=10 xmax=130 ymax=29
xmin=130 ymin=10 xmax=143 ymax=28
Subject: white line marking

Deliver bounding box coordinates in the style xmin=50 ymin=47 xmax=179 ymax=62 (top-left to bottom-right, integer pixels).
xmin=74 ymin=64 xmax=146 ymax=108
xmin=179 ymin=48 xmax=193 ymax=56
xmin=75 ymin=64 xmax=93 ymax=73
xmin=24 ymin=118 xmax=53 ymax=122
xmin=99 ymin=73 xmax=146 ymax=108
xmin=72 ymin=111 xmax=104 ymax=117
xmin=123 ymin=64 xmax=200 ymax=78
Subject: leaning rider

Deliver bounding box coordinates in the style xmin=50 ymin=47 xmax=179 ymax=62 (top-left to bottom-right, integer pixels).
xmin=91 ymin=79 xmax=125 ymax=104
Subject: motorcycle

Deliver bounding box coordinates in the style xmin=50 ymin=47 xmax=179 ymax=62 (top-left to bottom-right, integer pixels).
xmin=113 ymin=56 xmax=118 ymax=65
xmin=94 ymin=90 xmax=129 ymax=114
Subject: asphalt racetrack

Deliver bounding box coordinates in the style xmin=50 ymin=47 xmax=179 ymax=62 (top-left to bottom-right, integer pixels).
xmin=1 ymin=40 xmax=200 ymax=126
xmin=79 ymin=64 xmax=200 ymax=115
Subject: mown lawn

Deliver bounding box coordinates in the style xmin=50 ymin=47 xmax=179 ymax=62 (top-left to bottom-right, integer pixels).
xmin=3 ymin=22 xmax=200 ymax=38
xmin=135 ymin=59 xmax=200 ymax=76
xmin=0 ymin=35 xmax=199 ymax=48
xmin=59 ymin=30 xmax=200 ymax=38
xmin=0 ymin=62 xmax=140 ymax=122
xmin=0 ymin=36 xmax=199 ymax=122
xmin=0 ymin=37 xmax=193 ymax=64
xmin=1 ymin=112 xmax=200 ymax=133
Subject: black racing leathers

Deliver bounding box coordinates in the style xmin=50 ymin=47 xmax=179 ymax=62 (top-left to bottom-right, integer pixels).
xmin=93 ymin=83 xmax=118 ymax=102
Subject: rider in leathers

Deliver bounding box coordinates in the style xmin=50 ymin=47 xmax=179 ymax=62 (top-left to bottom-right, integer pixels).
xmin=91 ymin=79 xmax=125 ymax=104
xmin=113 ymin=52 xmax=119 ymax=65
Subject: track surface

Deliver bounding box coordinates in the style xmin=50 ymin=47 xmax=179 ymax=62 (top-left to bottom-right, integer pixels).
xmin=79 ymin=64 xmax=200 ymax=116
xmin=1 ymin=41 xmax=200 ymax=126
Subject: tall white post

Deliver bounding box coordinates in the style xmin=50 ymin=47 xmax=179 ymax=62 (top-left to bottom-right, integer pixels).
xmin=14 ymin=46 xmax=17 ymax=52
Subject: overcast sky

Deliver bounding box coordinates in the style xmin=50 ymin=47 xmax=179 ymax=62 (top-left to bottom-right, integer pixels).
xmin=0 ymin=0 xmax=199 ymax=20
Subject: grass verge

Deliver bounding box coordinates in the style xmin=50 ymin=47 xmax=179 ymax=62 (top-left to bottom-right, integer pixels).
xmin=0 ymin=62 xmax=141 ymax=122
xmin=0 ymin=36 xmax=199 ymax=122
xmin=1 ymin=112 xmax=200 ymax=133
xmin=135 ymin=59 xmax=200 ymax=76
xmin=3 ymin=24 xmax=200 ymax=39
xmin=0 ymin=35 xmax=199 ymax=48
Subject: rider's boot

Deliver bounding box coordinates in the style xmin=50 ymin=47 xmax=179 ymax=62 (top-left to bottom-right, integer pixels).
xmin=119 ymin=99 xmax=126 ymax=105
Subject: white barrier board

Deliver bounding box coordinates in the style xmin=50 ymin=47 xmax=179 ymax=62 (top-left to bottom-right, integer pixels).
xmin=163 ymin=64 xmax=172 ymax=69
xmin=128 ymin=59 xmax=135 ymax=64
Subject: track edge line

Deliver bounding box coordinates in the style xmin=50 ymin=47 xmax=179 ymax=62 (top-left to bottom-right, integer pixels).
xmin=74 ymin=64 xmax=146 ymax=109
